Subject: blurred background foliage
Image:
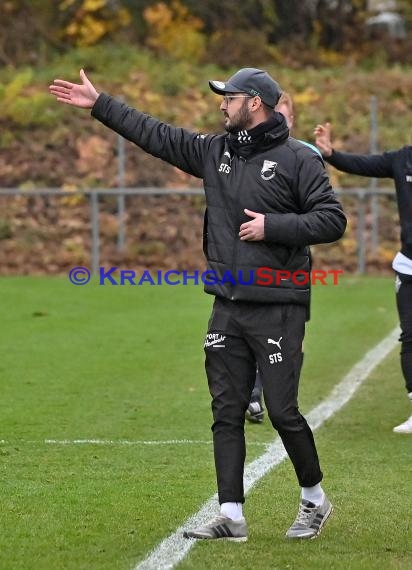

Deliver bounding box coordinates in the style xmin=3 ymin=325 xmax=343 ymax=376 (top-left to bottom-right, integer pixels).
xmin=0 ymin=0 xmax=411 ymax=167
xmin=0 ymin=0 xmax=411 ymax=67
xmin=0 ymin=0 xmax=411 ymax=273
xmin=0 ymin=0 xmax=411 ymax=183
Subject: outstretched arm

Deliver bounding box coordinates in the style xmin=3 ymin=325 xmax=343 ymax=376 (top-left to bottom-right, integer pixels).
xmin=314 ymin=121 xmax=394 ymax=178
xmin=50 ymin=69 xmax=210 ymax=178
xmin=49 ymin=69 xmax=99 ymax=109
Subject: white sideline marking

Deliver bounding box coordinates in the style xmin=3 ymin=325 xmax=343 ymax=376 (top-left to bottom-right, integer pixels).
xmin=0 ymin=439 xmax=268 ymax=447
xmin=134 ymin=327 xmax=400 ymax=570
xmin=46 ymin=439 xmax=214 ymax=446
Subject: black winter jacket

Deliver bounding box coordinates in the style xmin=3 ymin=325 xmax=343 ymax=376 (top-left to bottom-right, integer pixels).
xmin=326 ymin=148 xmax=412 ymax=260
xmin=92 ymin=94 xmax=346 ymax=305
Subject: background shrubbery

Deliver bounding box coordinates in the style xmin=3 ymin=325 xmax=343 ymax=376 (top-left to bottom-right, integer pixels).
xmin=1 ymin=47 xmax=411 ymax=187
xmin=0 ymin=1 xmax=411 ymax=275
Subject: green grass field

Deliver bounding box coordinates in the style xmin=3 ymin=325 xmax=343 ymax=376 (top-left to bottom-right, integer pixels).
xmin=0 ymin=276 xmax=410 ymax=570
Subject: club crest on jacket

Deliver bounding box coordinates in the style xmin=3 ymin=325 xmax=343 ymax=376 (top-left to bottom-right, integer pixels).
xmin=261 ymin=160 xmax=278 ymax=180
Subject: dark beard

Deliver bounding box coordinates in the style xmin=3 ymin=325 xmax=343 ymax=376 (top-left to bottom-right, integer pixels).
xmin=227 ymin=112 xmax=289 ymax=158
xmin=224 ymin=100 xmax=252 ymax=133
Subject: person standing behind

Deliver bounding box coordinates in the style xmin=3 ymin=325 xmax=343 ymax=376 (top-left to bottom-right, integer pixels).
xmin=277 ymin=91 xmax=295 ymax=128
xmin=315 ymin=122 xmax=412 ymax=434
xmin=50 ymin=68 xmax=346 ymax=540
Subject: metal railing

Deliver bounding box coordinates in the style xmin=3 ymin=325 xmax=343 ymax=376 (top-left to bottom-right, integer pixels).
xmin=0 ymin=186 xmax=396 ymax=275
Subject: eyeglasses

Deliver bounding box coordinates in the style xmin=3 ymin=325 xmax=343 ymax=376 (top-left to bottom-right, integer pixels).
xmin=222 ymin=95 xmax=253 ymax=104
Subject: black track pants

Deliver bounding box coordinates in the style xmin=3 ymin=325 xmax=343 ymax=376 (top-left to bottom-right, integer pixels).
xmin=204 ymin=297 xmax=323 ymax=504
xmin=396 ymin=272 xmax=412 ymax=394
xmin=252 ymin=356 xmax=304 ymax=403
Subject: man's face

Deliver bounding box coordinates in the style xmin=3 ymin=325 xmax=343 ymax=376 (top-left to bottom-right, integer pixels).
xmin=220 ymin=93 xmax=253 ymax=133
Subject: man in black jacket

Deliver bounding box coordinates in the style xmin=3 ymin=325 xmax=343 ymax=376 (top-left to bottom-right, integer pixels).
xmin=50 ymin=68 xmax=346 ymax=541
xmin=315 ymin=122 xmax=412 ymax=435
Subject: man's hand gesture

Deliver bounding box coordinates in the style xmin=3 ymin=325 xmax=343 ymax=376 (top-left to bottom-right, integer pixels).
xmin=49 ymin=69 xmax=99 ymax=109
xmin=239 ymin=209 xmax=265 ymax=241
xmin=314 ymin=122 xmax=333 ymax=157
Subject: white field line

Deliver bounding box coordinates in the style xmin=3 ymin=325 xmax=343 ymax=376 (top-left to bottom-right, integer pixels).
xmin=47 ymin=439 xmax=214 ymax=445
xmin=0 ymin=439 xmax=268 ymax=447
xmin=134 ymin=327 xmax=400 ymax=570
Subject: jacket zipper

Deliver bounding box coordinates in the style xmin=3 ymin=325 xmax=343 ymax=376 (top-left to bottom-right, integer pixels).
xmin=230 ymin=156 xmax=246 ymax=300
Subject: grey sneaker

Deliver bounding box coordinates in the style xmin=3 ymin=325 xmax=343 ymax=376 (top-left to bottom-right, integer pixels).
xmin=246 ymin=401 xmax=264 ymax=423
xmin=286 ymin=495 xmax=333 ymax=539
xmin=183 ymin=515 xmax=248 ymax=541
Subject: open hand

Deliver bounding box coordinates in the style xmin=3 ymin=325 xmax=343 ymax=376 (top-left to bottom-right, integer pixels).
xmin=49 ymin=69 xmax=99 ymax=109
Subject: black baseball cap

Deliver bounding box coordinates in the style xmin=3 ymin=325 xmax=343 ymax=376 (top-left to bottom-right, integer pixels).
xmin=209 ymin=68 xmax=282 ymax=107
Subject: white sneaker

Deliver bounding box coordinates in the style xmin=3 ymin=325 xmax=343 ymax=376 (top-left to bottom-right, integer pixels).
xmin=285 ymin=495 xmax=333 ymax=539
xmin=393 ymin=414 xmax=412 ymax=434
xmin=183 ymin=515 xmax=248 ymax=541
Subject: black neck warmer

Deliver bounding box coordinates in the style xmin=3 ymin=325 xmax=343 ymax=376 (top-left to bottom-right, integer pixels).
xmin=227 ymin=112 xmax=289 ymax=158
